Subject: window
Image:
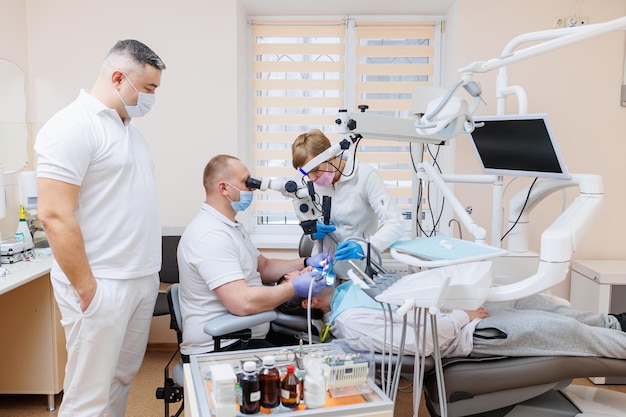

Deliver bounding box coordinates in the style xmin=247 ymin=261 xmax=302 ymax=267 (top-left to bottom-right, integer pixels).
xmin=249 ymin=17 xmax=441 ymax=240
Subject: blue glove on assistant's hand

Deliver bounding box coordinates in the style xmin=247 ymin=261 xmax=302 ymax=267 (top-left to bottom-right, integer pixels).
xmin=334 ymin=241 xmax=365 ymax=261
xmin=306 ymin=252 xmax=334 ymax=269
xmin=291 ymin=270 xmax=325 ymax=298
xmin=311 ymin=221 xmax=336 ymax=240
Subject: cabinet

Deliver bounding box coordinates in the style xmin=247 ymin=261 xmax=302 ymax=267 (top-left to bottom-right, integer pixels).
xmin=0 ymin=259 xmax=66 ymax=410
xmin=570 ymin=259 xmax=626 ymax=384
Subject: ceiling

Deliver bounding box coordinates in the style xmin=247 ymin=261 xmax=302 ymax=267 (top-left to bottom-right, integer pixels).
xmin=239 ymin=0 xmax=456 ymax=17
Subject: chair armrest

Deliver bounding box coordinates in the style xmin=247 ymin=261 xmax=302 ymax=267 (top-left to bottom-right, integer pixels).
xmin=204 ymin=311 xmax=278 ymax=337
xmin=273 ymin=312 xmax=310 ymax=332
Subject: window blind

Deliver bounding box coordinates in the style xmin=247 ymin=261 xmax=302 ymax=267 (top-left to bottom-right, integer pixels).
xmin=250 ymin=18 xmax=438 ymax=234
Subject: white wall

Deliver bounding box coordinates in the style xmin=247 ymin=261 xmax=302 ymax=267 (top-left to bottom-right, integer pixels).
xmin=0 ymin=0 xmax=29 ymax=238
xmin=24 ymin=0 xmax=244 ymax=231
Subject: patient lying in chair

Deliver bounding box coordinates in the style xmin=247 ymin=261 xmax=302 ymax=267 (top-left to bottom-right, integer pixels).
xmin=278 ymin=269 xmax=626 ymax=359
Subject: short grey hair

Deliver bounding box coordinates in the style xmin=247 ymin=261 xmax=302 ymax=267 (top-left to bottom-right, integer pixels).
xmin=105 ymin=39 xmax=166 ymax=72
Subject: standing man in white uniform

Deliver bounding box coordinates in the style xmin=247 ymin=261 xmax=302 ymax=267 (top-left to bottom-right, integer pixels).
xmin=35 ymin=40 xmax=166 ymax=417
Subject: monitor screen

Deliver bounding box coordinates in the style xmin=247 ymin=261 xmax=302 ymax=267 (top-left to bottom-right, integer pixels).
xmin=467 ymin=113 xmax=570 ymax=179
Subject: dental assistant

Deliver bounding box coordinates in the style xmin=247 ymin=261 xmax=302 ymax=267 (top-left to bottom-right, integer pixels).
xmin=36 ymin=40 xmax=166 ymax=417
xmin=292 ymin=129 xmax=405 ymax=278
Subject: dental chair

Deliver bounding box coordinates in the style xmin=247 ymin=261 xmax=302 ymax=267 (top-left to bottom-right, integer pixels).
xmin=370 ymin=261 xmax=626 ymax=417
xmin=272 ymin=301 xmax=626 ymax=417
xmin=422 ymin=355 xmax=626 ymax=417
xmin=372 ymin=258 xmax=626 ymax=417
xmin=290 ymin=234 xmax=626 ymax=416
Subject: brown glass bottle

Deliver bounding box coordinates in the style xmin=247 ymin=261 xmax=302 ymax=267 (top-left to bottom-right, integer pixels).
xmin=280 ymin=364 xmax=300 ymax=408
xmin=239 ymin=361 xmax=260 ymax=414
xmin=259 ymin=355 xmax=280 ymax=409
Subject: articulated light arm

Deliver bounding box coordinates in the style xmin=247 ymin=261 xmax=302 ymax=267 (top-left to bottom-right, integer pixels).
xmin=460 ymin=16 xmax=626 ymax=75
xmin=460 ymin=13 xmax=626 ymax=109
xmin=413 ymin=76 xmax=485 ymax=140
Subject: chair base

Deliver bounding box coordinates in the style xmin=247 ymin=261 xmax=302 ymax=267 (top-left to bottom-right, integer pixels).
xmin=155 ymin=348 xmax=184 ymax=417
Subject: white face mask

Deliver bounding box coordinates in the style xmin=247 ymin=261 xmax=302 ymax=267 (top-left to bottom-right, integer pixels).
xmin=117 ymin=73 xmax=155 ymax=118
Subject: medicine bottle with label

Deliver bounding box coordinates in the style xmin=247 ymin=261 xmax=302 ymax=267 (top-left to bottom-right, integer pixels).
xmin=259 ymin=355 xmax=280 ymax=409
xmin=280 ymin=364 xmax=300 ymax=408
xmin=239 ymin=361 xmax=260 ymax=414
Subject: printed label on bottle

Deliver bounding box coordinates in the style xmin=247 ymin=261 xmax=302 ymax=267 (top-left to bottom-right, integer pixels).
xmin=250 ymin=391 xmax=261 ymax=402
xmin=236 ymin=385 xmax=242 ymax=405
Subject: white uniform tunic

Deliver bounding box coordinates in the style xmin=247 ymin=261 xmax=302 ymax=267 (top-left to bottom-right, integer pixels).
xmin=178 ymin=203 xmax=269 ymax=355
xmin=36 ymin=90 xmax=161 ymax=281
xmin=35 ymin=90 xmax=160 ymax=417
xmin=312 ymin=159 xmax=405 ymax=276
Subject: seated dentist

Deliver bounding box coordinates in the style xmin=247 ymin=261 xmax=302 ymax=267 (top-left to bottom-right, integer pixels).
xmin=177 ymin=154 xmax=331 ymax=357
xmin=292 ymin=129 xmax=405 ymax=278
xmin=277 ymin=277 xmax=626 ymax=359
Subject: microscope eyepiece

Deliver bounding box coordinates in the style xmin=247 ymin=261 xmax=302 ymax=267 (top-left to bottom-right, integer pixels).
xmin=246 ymin=177 xmax=262 ymax=189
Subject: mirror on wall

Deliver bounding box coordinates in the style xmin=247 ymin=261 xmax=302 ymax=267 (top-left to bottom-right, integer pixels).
xmin=0 ymin=59 xmax=28 ymax=172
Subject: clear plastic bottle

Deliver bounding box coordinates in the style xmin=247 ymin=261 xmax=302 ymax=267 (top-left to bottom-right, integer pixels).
xmin=15 ymin=205 xmax=32 ymax=245
xmin=259 ymin=355 xmax=280 ymax=409
xmin=280 ymin=364 xmax=300 ymax=408
xmin=304 ymin=357 xmax=327 ymax=408
xmin=239 ymin=361 xmax=261 ymax=414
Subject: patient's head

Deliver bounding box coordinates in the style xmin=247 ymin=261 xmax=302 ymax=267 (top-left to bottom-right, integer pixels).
xmin=276 ymin=273 xmax=334 ymax=319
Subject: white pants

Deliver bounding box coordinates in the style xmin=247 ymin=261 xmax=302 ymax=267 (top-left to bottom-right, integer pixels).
xmin=53 ymin=273 xmax=159 ymax=417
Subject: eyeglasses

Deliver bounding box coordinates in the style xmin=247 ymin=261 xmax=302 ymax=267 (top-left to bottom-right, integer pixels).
xmin=304 ymin=161 xmax=334 ymax=176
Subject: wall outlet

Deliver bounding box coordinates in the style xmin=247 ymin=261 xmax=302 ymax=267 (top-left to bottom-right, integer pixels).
xmin=554 ymin=16 xmax=589 ymax=28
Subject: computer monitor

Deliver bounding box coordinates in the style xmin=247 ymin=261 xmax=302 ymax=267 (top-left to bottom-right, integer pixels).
xmin=467 ymin=113 xmax=570 ymax=180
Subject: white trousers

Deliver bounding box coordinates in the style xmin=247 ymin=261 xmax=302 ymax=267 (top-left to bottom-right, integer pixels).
xmin=52 ymin=273 xmax=159 ymax=417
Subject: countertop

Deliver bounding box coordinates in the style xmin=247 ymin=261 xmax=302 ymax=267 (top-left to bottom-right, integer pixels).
xmin=0 ymin=254 xmax=53 ymax=295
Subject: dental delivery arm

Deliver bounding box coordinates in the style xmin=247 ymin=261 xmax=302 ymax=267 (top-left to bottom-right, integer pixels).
xmin=487 ymin=174 xmax=603 ymax=302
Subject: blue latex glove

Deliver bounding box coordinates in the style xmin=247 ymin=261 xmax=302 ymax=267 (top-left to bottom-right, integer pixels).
xmin=306 ymin=252 xmax=334 ymax=269
xmin=291 ymin=270 xmax=325 ymax=298
xmin=334 ymin=241 xmax=364 ymax=261
xmin=311 ymin=221 xmax=336 ymax=240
